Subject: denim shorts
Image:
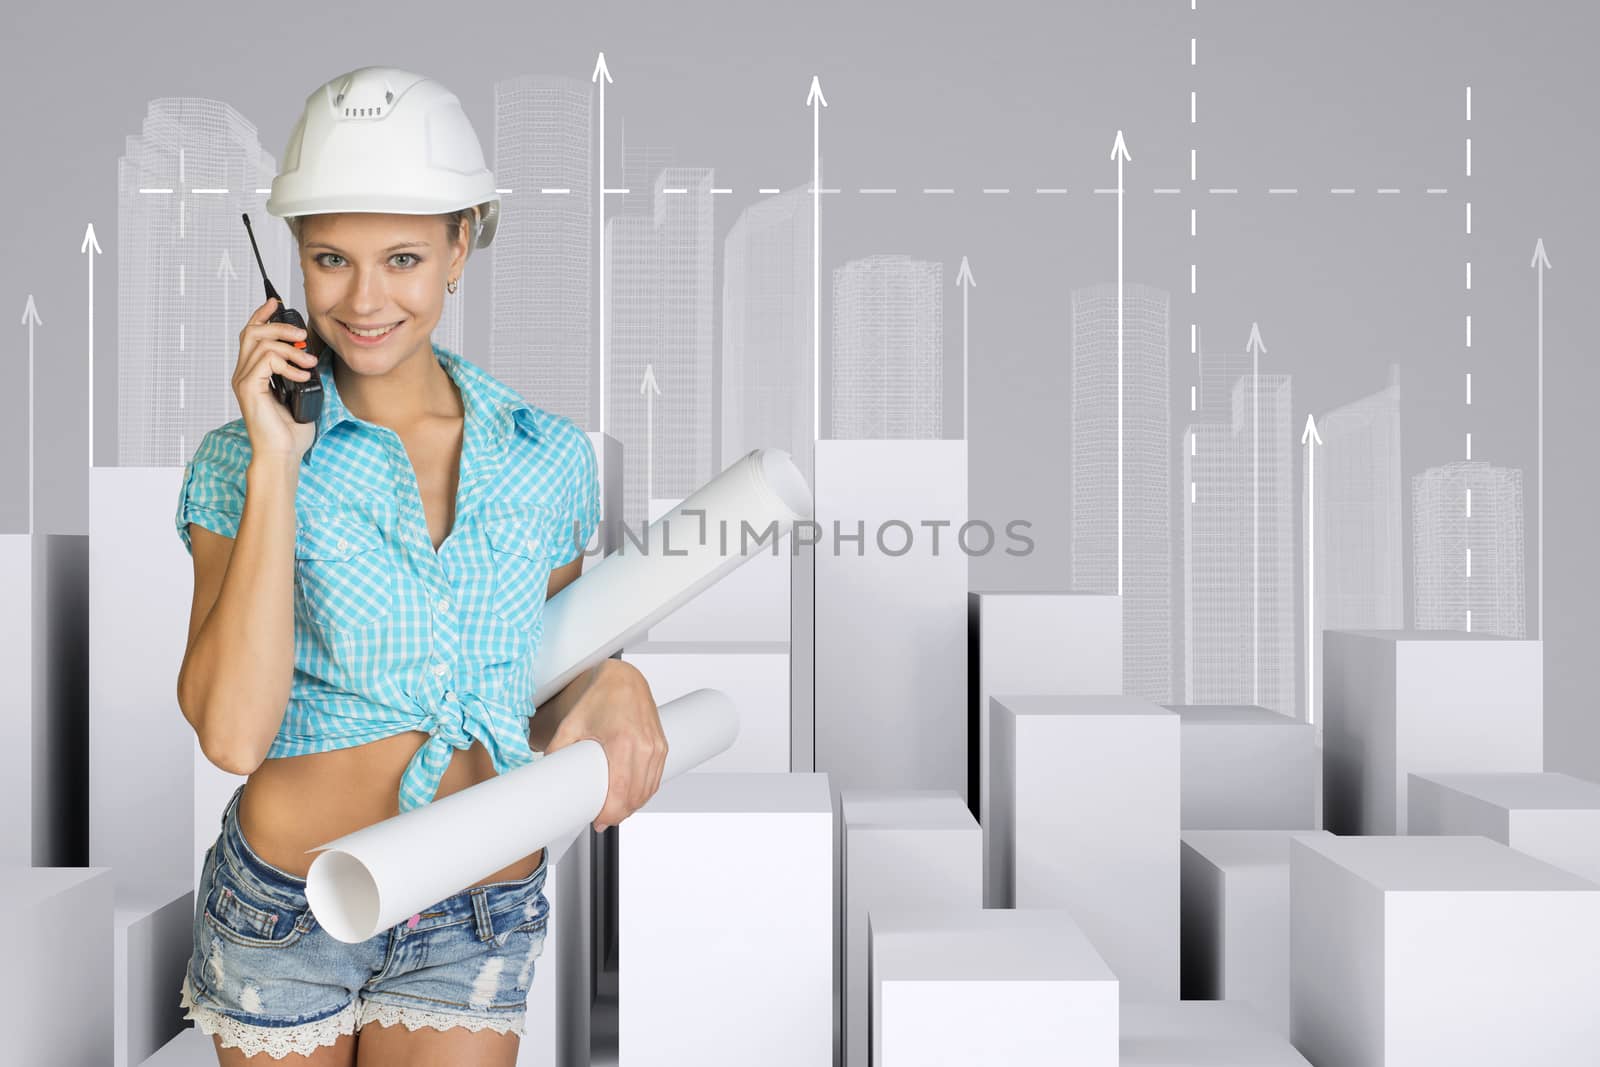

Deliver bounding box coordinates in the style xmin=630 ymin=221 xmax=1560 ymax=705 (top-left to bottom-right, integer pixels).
xmin=179 ymin=783 xmax=550 ymax=1059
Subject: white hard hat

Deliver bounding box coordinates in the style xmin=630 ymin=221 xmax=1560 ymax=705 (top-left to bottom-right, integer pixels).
xmin=267 ymin=67 xmax=501 ymax=249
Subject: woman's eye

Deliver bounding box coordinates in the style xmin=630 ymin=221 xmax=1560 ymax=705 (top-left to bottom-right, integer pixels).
xmin=313 ymin=253 xmax=421 ymax=268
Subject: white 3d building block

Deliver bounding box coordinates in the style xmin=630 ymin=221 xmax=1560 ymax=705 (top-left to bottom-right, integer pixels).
xmin=970 ymin=591 xmax=1121 ymax=907
xmin=1321 ymin=630 xmax=1541 ymax=835
xmin=1408 ymin=771 xmax=1600 ymax=885
xmin=1168 ymin=705 xmax=1319 ymax=830
xmin=813 ymin=440 xmax=968 ymax=798
xmin=870 ymin=906 xmax=1119 ymax=1067
xmin=991 ymin=694 xmax=1180 ymax=999
xmin=1291 ymin=834 xmax=1600 ymax=1066
xmin=1181 ymin=829 xmax=1333 ymax=1036
xmin=839 ymin=790 xmax=981 ymax=1067
xmin=618 ymin=771 xmax=832 ymax=1066
xmin=1122 ymin=999 xmax=1312 ymax=1065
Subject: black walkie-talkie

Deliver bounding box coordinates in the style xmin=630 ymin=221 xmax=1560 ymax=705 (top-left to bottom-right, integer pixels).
xmin=241 ymin=212 xmax=325 ymax=424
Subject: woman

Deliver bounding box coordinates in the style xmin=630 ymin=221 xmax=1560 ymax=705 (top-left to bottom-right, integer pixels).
xmin=173 ymin=67 xmax=667 ymax=1065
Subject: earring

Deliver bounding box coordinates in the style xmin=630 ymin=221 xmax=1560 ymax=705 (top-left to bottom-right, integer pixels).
xmin=446 ymin=277 xmax=459 ymax=294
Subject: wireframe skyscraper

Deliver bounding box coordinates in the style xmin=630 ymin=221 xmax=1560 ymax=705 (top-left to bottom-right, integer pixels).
xmin=1413 ymin=460 xmax=1525 ymax=636
xmin=721 ymin=186 xmax=814 ymax=489
xmin=118 ymin=98 xmax=283 ymax=466
xmin=1184 ymin=366 xmax=1296 ymax=715
xmin=1307 ymin=363 xmax=1403 ymax=721
xmin=603 ymin=144 xmax=715 ymax=527
xmin=830 ymin=254 xmax=942 ymax=439
xmin=490 ymin=75 xmax=592 ymax=423
xmin=653 ymin=167 xmax=716 ymax=498
xmin=1070 ymin=282 xmax=1173 ymax=703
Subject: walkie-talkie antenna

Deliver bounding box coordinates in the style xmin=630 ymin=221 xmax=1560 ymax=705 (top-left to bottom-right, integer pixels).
xmin=241 ymin=212 xmax=281 ymax=303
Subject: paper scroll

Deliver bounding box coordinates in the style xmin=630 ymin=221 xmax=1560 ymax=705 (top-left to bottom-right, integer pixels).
xmin=301 ymin=447 xmax=812 ymax=943
xmin=531 ymin=446 xmax=813 ymax=703
xmin=304 ymin=688 xmax=738 ymax=943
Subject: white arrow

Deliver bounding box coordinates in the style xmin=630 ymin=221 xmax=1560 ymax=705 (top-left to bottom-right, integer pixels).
xmin=594 ymin=52 xmax=613 ymax=436
xmin=1531 ymin=237 xmax=1550 ymax=641
xmin=640 ymin=362 xmax=661 ymax=502
xmin=1110 ymin=130 xmax=1131 ymax=596
xmin=956 ymin=256 xmax=976 ymax=439
xmin=808 ymin=75 xmax=827 ymax=444
xmin=1301 ymin=412 xmax=1323 ymax=725
xmin=20 ymin=294 xmax=42 ymax=531
xmin=1245 ymin=321 xmax=1267 ymax=706
xmin=82 ymin=222 xmax=102 ymax=467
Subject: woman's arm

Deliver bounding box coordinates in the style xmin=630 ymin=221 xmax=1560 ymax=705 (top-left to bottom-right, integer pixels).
xmin=178 ymin=456 xmax=302 ymax=774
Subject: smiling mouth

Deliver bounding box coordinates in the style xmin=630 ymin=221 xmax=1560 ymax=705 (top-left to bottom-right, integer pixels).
xmin=339 ymin=320 xmax=404 ymax=339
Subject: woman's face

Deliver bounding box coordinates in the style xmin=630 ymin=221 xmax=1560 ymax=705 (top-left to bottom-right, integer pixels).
xmin=296 ymin=211 xmax=467 ymax=375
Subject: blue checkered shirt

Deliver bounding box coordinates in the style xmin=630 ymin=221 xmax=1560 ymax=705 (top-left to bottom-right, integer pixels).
xmin=176 ymin=343 xmax=600 ymax=813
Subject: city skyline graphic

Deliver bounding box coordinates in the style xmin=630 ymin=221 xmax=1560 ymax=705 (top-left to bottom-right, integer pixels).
xmin=10 ymin=13 xmax=1558 ymax=733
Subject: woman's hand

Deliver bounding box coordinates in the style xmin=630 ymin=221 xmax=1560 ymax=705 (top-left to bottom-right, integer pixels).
xmin=542 ymin=660 xmax=668 ymax=833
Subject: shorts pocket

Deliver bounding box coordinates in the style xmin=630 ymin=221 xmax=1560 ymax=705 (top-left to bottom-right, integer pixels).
xmin=483 ymin=509 xmax=556 ymax=631
xmin=512 ymin=898 xmax=549 ymax=934
xmin=203 ymin=864 xmax=315 ymax=950
xmin=295 ymin=510 xmax=394 ymax=633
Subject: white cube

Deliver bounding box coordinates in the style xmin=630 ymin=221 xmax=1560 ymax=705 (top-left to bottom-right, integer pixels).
xmin=813 ymin=440 xmax=969 ymax=798
xmin=1180 ymin=829 xmax=1332 ymax=1035
xmin=92 ymin=468 xmax=197 ymax=884
xmin=0 ymin=535 xmax=34 ymax=864
xmin=1122 ymin=999 xmax=1312 ymax=1065
xmin=1321 ymin=630 xmax=1541 ymax=834
xmin=619 ymin=772 xmax=832 ymax=1066
xmin=970 ymin=590 xmax=1121 ymax=906
xmin=622 ymin=641 xmax=792 ymax=774
xmin=840 ymin=790 xmax=981 ymax=1067
xmin=870 ymin=905 xmax=1118 ymax=1066
xmin=1168 ymin=705 xmax=1319 ymax=830
xmin=1408 ymin=771 xmax=1600 ymax=885
xmin=991 ymin=694 xmax=1179 ymax=999
xmin=1290 ymin=834 xmax=1600 ymax=1066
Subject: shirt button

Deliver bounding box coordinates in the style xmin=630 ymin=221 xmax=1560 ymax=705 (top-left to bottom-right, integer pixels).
xmin=432 ymin=662 xmax=448 ymax=677
xmin=337 ymin=538 xmax=350 ymax=552
xmin=437 ymin=597 xmax=450 ymax=612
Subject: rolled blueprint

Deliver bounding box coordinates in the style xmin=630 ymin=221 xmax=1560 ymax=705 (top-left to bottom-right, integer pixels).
xmin=531 ymin=446 xmax=813 ymax=704
xmin=302 ymin=448 xmax=807 ymax=942
xmin=304 ymin=687 xmax=738 ymax=944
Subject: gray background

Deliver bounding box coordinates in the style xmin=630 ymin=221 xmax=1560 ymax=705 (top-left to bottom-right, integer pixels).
xmin=3 ymin=0 xmax=1595 ymax=778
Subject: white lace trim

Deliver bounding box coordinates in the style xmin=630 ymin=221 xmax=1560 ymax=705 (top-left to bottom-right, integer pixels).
xmin=180 ymin=972 xmax=356 ymax=1059
xmin=356 ymin=997 xmax=526 ymax=1037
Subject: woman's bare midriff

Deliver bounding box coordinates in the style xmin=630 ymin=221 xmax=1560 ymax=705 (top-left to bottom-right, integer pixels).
xmin=236 ymin=728 xmax=544 ymax=887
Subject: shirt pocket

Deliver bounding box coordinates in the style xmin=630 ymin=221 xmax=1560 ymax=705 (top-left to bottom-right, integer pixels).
xmin=294 ymin=510 xmax=394 ymax=634
xmin=483 ymin=507 xmax=556 ymax=633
